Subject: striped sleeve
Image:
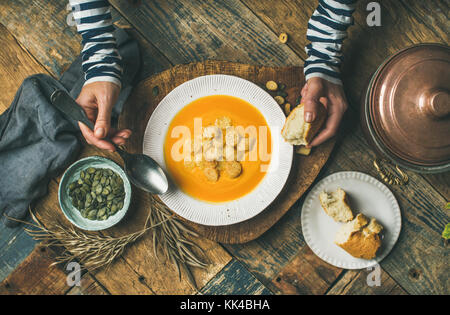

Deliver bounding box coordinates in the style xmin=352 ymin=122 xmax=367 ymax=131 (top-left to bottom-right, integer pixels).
xmin=304 ymin=0 xmax=357 ymax=85
xmin=69 ymin=0 xmax=122 ymax=87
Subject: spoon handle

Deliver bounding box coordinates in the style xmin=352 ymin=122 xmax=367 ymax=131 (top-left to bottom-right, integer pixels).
xmin=51 ymin=90 xmax=95 ymax=130
xmin=50 ymin=89 xmax=128 ymax=154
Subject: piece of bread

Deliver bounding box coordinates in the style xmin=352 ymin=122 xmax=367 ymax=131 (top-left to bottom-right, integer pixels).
xmin=319 ymin=188 xmax=354 ymax=222
xmin=281 ymin=103 xmax=327 ymax=146
xmin=295 ymin=146 xmax=311 ymax=156
xmin=334 ymin=214 xmax=384 ymax=260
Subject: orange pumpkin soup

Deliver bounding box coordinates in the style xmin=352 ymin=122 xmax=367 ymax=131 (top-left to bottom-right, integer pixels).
xmin=164 ymin=95 xmax=272 ymax=203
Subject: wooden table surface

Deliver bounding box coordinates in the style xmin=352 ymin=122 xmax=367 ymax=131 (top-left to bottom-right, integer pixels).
xmin=0 ymin=0 xmax=448 ymax=295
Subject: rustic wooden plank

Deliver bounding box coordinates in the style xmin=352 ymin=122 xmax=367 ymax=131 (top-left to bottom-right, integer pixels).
xmin=243 ymin=0 xmax=450 ymax=202
xmin=318 ymin=123 xmax=449 ymax=294
xmin=2 ymin=0 xmax=446 ymax=296
xmin=0 ymin=0 xmax=230 ymax=294
xmin=241 ymin=0 xmax=313 ymax=61
xmin=0 ymin=1 xmax=81 ymax=77
xmin=225 ymin=107 xmax=449 ymax=295
xmin=0 ymin=246 xmax=68 ymax=295
xmin=0 ymin=23 xmax=51 ymax=112
xmin=0 ymin=224 xmax=37 ymax=282
xmin=30 ymin=144 xmax=232 ymax=294
xmin=326 ymin=269 xmax=408 ymax=295
xmin=0 ymin=22 xmax=50 ymax=281
xmin=200 ymin=260 xmax=272 ymax=295
xmin=93 ymin=257 xmax=155 ymax=295
xmin=422 ymin=173 xmax=450 ymax=202
xmin=242 ymin=0 xmax=449 ymax=105
xmin=271 ymin=246 xmax=343 ymax=295
xmin=109 ymin=0 xmax=300 ymax=67
xmin=66 ymin=273 xmax=109 ymax=295
xmin=109 ymin=8 xmax=173 ymax=81
xmin=0 ymin=0 xmax=172 ymax=80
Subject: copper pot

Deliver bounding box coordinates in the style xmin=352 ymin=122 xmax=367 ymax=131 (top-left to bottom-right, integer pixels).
xmin=361 ymin=44 xmax=450 ymax=174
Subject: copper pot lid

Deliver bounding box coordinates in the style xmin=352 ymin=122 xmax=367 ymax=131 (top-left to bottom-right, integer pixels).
xmin=369 ymin=44 xmax=450 ymax=167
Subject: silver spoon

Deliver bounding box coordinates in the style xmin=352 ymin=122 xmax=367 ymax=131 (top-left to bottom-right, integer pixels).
xmin=50 ymin=89 xmax=168 ymax=195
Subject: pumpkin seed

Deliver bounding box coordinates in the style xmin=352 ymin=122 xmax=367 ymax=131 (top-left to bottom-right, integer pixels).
xmin=274 ymin=96 xmax=285 ymax=105
xmin=265 ymin=80 xmax=278 ymax=91
xmin=68 ymin=167 xmax=125 ymax=221
xmin=87 ymin=210 xmax=97 ymax=220
xmin=97 ymin=208 xmax=106 ymax=218
xmin=69 ymin=182 xmax=77 ymax=191
xmin=279 ymin=32 xmax=288 ymax=44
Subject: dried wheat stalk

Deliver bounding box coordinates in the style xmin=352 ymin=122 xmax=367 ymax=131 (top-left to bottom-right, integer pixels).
xmin=147 ymin=195 xmax=208 ymax=290
xmin=8 ymin=195 xmax=208 ymax=290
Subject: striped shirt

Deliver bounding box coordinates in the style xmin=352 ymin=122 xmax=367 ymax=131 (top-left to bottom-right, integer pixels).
xmin=69 ymin=0 xmax=355 ymax=87
xmin=69 ymin=0 xmax=122 ymax=87
xmin=304 ymin=0 xmax=357 ymax=85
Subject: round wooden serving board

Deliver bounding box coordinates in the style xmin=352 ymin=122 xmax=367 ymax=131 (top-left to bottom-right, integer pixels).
xmin=118 ymin=61 xmax=335 ymax=244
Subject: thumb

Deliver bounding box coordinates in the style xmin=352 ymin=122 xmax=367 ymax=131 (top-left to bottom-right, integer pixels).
xmin=94 ymin=101 xmax=112 ymax=139
xmin=303 ymin=80 xmax=324 ymax=123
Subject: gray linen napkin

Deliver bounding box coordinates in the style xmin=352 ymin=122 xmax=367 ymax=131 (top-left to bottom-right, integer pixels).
xmin=0 ymin=28 xmax=140 ymax=227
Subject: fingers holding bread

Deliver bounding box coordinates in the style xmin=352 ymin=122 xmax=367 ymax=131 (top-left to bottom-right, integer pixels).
xmin=281 ymin=103 xmax=327 ymax=147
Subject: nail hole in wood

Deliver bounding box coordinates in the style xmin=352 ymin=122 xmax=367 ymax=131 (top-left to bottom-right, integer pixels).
xmin=409 ymin=268 xmax=421 ymax=280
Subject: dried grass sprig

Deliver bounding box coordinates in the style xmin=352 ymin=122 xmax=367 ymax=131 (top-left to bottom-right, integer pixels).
xmin=5 ymin=195 xmax=209 ymax=291
xmin=147 ymin=195 xmax=209 ymax=290
xmin=9 ymin=208 xmax=167 ymax=271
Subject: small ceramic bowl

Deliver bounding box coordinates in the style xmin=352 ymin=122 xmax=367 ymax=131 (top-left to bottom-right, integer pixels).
xmin=58 ymin=156 xmax=132 ymax=231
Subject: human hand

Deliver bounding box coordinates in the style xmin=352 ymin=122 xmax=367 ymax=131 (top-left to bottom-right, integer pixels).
xmin=301 ymin=77 xmax=348 ymax=148
xmin=76 ymin=81 xmax=132 ymax=152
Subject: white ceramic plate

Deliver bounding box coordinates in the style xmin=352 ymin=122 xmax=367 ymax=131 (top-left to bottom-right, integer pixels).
xmin=143 ymin=74 xmax=293 ymax=226
xmin=301 ymin=171 xmax=401 ymax=269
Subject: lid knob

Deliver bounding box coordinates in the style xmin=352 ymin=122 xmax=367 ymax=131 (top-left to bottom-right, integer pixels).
xmin=420 ymin=89 xmax=450 ymax=120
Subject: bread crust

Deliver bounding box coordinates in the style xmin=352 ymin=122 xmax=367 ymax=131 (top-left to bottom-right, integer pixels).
xmin=281 ymin=103 xmax=327 ymax=146
xmin=303 ymin=103 xmax=327 ymax=144
xmin=319 ymin=188 xmax=354 ymax=222
xmin=334 ymin=214 xmax=383 ymax=260
xmin=336 ymin=231 xmax=381 ymax=260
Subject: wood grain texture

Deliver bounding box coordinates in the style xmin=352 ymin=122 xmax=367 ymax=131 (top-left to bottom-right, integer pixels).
xmin=1 ymin=0 xmax=448 ymax=295
xmin=0 ymin=22 xmax=45 ymax=281
xmin=28 ymin=144 xmax=231 ymax=295
xmin=118 ymin=60 xmax=335 ymax=244
xmin=0 ymin=0 xmax=230 ymax=294
xmin=200 ymin=260 xmax=272 ymax=295
xmin=66 ymin=273 xmax=109 ymax=295
xmin=0 ymin=222 xmax=37 ymax=282
xmin=0 ymin=246 xmax=68 ymax=295
xmin=326 ymin=269 xmax=408 ymax=295
xmin=0 ymin=0 xmax=81 ymax=78
xmin=271 ymin=247 xmax=343 ymax=295
xmin=0 ymin=24 xmax=51 ymax=111
xmin=316 ymin=121 xmax=450 ymax=294
xmin=241 ymin=0 xmax=314 ymax=61
xmin=110 ymin=0 xmax=301 ymax=67
xmin=0 ymin=0 xmax=172 ymax=80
